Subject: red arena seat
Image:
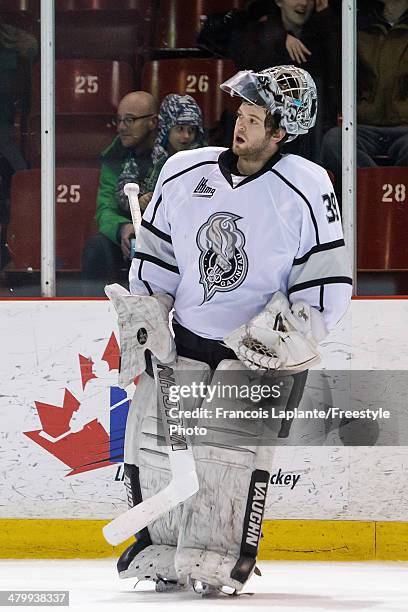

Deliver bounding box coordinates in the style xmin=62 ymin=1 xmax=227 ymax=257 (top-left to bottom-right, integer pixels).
xmin=55 ymin=5 xmax=150 ymax=62
xmin=0 ymin=0 xmax=38 ymax=19
xmin=357 ymin=167 xmax=408 ymax=270
xmin=141 ymin=58 xmax=237 ymax=128
xmin=0 ymin=0 xmax=38 ymax=9
xmin=31 ymin=60 xmax=134 ymax=116
xmin=151 ymin=0 xmax=246 ymax=49
xmin=0 ymin=0 xmax=39 ymax=30
xmin=56 ymin=0 xmax=143 ymax=9
xmin=25 ymin=115 xmax=116 ymax=168
xmin=8 ymin=168 xmax=100 ymax=271
xmin=200 ymin=0 xmax=246 ymax=12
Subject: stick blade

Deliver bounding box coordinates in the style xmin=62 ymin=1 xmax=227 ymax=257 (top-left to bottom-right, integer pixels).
xmin=103 ymin=491 xmax=170 ymax=545
xmin=103 ymin=473 xmax=199 ymax=545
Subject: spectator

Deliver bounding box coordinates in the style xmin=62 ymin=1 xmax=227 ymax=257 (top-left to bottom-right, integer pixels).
xmin=199 ymin=1 xmax=340 ymax=131
xmin=320 ymin=0 xmax=408 ymax=192
xmin=0 ymin=20 xmax=37 ymax=269
xmin=140 ymin=94 xmax=206 ymax=210
xmin=81 ymin=91 xmax=158 ymax=290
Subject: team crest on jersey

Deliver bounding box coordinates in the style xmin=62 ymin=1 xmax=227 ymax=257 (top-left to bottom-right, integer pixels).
xmin=196 ymin=212 xmax=248 ymax=302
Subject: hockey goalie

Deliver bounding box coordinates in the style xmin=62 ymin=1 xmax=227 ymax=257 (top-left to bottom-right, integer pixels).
xmin=105 ymin=65 xmax=352 ymax=595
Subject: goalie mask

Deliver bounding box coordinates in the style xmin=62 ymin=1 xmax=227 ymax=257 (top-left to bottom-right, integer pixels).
xmin=220 ymin=65 xmax=317 ymax=142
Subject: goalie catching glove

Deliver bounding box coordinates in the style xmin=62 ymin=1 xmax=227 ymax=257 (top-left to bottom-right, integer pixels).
xmin=224 ymin=291 xmax=326 ymax=373
xmin=105 ymin=283 xmax=176 ymax=388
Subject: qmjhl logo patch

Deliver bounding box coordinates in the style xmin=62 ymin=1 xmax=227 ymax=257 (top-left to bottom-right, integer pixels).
xmin=193 ymin=177 xmax=216 ymax=198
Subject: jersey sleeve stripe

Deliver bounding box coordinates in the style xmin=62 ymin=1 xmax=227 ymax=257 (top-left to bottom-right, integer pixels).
xmin=141 ymin=219 xmax=172 ymax=244
xmin=289 ymin=246 xmax=350 ymax=288
xmin=271 ymin=169 xmax=320 ymax=245
xmin=137 ymin=260 xmax=153 ymax=295
xmin=135 ymin=252 xmax=180 ymax=274
xmin=288 ymin=276 xmax=353 ymax=296
xmin=319 ymin=285 xmax=324 ymax=312
xmin=293 ymin=239 xmax=345 ymax=265
xmin=137 ymin=224 xmax=177 ymax=269
xmin=150 ymin=194 xmax=162 ymax=225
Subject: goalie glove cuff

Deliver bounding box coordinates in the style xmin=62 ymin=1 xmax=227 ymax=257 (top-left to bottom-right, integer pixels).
xmin=285 ymin=300 xmax=328 ymax=345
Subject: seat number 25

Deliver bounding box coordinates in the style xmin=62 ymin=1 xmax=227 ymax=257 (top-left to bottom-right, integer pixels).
xmin=322 ymin=192 xmax=340 ymax=223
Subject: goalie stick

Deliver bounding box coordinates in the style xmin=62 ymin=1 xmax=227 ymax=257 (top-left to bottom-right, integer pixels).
xmin=103 ymin=183 xmax=199 ymax=546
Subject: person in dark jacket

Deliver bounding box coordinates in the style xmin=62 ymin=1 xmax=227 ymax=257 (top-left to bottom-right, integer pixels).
xmin=199 ymin=0 xmax=340 ymax=132
xmin=320 ymin=0 xmax=408 ymax=190
xmin=0 ymin=20 xmax=37 ymax=270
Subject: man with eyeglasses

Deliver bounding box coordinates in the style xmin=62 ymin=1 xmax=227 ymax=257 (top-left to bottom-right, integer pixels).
xmin=81 ymin=91 xmax=158 ymax=293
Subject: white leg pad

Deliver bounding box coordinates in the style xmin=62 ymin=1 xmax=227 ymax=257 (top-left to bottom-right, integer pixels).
xmin=119 ymin=544 xmax=178 ymax=582
xmin=121 ymin=356 xmax=211 ymax=580
xmin=175 ymin=549 xmax=250 ymax=592
xmin=175 ymin=360 xmax=279 ymax=591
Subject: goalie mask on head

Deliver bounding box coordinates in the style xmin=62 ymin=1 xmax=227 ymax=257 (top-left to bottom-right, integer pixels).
xmin=220 ymin=65 xmax=318 ymax=142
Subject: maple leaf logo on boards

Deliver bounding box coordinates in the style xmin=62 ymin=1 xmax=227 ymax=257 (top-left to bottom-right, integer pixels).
xmin=24 ymin=332 xmax=136 ymax=477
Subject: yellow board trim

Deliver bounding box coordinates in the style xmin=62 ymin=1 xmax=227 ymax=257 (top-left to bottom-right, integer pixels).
xmin=1 ymin=519 xmax=408 ymax=560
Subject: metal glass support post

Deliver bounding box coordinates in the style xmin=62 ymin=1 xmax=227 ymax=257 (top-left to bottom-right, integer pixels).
xmin=40 ymin=0 xmax=56 ymax=296
xmin=342 ymin=0 xmax=357 ymax=293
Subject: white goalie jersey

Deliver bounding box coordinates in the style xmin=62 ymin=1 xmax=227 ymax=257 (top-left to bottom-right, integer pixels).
xmin=129 ymin=147 xmax=352 ymax=340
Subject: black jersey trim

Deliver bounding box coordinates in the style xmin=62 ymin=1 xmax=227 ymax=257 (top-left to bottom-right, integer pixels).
xmin=150 ymin=194 xmax=162 ymax=225
xmin=319 ymin=285 xmax=325 ymax=312
xmin=293 ymin=239 xmax=345 ymax=265
xmin=150 ymin=161 xmax=218 ymax=223
xmin=288 ymin=276 xmax=353 ymax=295
xmin=218 ymin=149 xmax=282 ymax=189
xmin=136 ymin=258 xmax=153 ymax=295
xmin=271 ymin=169 xmax=320 ymax=245
xmin=135 ymin=252 xmax=180 ymax=274
xmin=141 ymin=219 xmax=172 ymax=244
xmin=163 ymin=160 xmax=218 ymax=188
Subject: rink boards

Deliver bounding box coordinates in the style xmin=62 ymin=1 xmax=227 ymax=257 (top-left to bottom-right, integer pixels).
xmin=1 ymin=297 xmax=408 ymax=559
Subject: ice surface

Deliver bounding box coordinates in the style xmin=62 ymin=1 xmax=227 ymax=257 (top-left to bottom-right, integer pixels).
xmin=1 ymin=559 xmax=407 ymax=611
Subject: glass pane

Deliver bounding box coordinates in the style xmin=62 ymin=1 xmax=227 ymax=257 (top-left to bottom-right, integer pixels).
xmin=54 ymin=0 xmax=149 ymax=296
xmin=0 ymin=0 xmax=40 ymax=296
xmin=354 ymin=0 xmax=408 ymax=295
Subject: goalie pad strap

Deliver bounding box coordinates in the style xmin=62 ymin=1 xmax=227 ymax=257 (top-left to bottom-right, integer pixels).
xmin=123 ymin=463 xmax=152 ymax=544
xmin=229 ymin=468 xmax=269 ymax=583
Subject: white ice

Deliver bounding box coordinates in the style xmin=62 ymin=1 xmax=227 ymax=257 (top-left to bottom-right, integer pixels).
xmin=1 ymin=559 xmax=407 ymax=611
